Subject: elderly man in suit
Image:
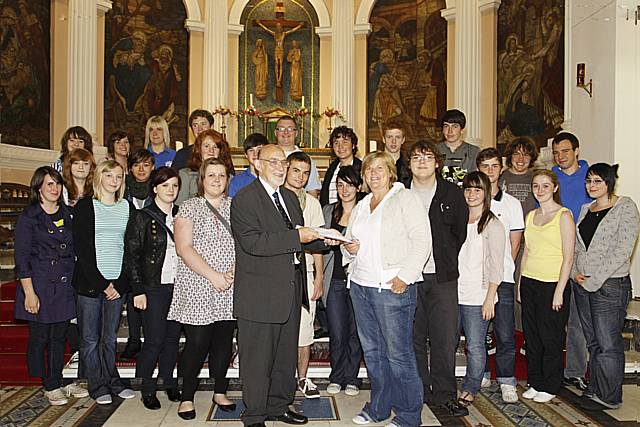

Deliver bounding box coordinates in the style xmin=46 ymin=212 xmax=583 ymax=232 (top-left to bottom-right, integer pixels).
xmin=231 ymin=144 xmax=339 ymax=427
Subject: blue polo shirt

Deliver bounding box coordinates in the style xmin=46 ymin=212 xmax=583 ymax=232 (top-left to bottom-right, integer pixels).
xmin=148 ymin=146 xmax=176 ymax=169
xmin=552 ymin=159 xmax=592 ymax=221
xmin=228 ymin=167 xmax=257 ymax=198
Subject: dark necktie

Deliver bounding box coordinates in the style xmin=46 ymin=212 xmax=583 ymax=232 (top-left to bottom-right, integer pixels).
xmin=272 ymin=191 xmax=294 ymax=230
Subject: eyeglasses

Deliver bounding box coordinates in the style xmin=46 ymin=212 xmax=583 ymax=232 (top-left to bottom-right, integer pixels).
xmin=585 ymin=178 xmax=604 ymax=186
xmin=276 ymin=126 xmax=296 ymax=133
xmin=260 ymin=159 xmax=289 ymax=168
xmin=410 ymin=155 xmax=436 ymax=163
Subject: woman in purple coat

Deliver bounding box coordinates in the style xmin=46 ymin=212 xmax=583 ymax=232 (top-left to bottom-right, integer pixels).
xmin=14 ymin=166 xmax=88 ymax=405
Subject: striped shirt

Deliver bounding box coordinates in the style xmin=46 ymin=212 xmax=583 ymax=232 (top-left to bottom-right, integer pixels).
xmin=93 ymin=199 xmax=130 ymax=280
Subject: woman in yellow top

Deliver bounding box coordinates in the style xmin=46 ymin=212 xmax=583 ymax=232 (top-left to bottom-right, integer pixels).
xmin=519 ymin=169 xmax=575 ymax=404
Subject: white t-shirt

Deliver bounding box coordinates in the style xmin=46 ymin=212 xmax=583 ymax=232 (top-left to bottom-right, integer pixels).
xmin=490 ymin=190 xmax=524 ymax=283
xmin=302 ymin=193 xmax=325 ymax=273
xmin=411 ymin=181 xmax=437 ymax=274
xmin=458 ymin=222 xmax=485 ymax=305
xmin=160 ymin=211 xmax=178 ymax=284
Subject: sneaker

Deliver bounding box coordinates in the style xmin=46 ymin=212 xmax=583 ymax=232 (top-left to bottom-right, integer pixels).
xmin=385 ymin=423 xmax=400 ymax=427
xmin=522 ymin=387 xmax=538 ymax=399
xmin=345 ymin=384 xmax=360 ymax=396
xmin=62 ymin=382 xmax=89 ymax=398
xmin=500 ymin=384 xmax=518 ymax=403
xmin=439 ymin=399 xmax=469 ymax=417
xmin=326 ymin=383 xmax=341 ymax=394
xmin=481 ymin=376 xmax=491 ymax=388
xmin=563 ymin=376 xmax=588 ymax=392
xmin=44 ymin=388 xmax=68 ymax=406
xmin=297 ymin=378 xmax=320 ymax=399
xmin=352 ymin=412 xmax=373 ymax=425
xmin=96 ymin=394 xmax=113 ymax=405
xmin=533 ymin=391 xmax=555 ymax=403
xmin=486 ymin=333 xmax=496 ymax=355
xmin=118 ymin=389 xmax=136 ymax=399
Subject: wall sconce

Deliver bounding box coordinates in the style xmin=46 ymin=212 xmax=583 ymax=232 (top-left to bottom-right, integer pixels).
xmin=576 ymin=63 xmax=593 ymax=97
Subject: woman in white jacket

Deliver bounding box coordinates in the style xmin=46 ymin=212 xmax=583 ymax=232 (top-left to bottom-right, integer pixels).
xmin=343 ymin=151 xmax=431 ymax=427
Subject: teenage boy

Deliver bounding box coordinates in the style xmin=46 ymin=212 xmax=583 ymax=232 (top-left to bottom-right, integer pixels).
xmin=500 ymin=137 xmax=539 ymax=218
xmin=228 ymin=133 xmax=268 ymax=197
xmin=436 ymin=109 xmax=479 ymax=187
xmin=120 ymin=148 xmax=155 ymax=360
xmin=284 ymin=152 xmax=325 ymax=399
xmin=406 ymin=140 xmax=470 ymax=417
xmin=319 ymin=126 xmax=362 ymax=206
xmin=382 ymin=119 xmax=410 ymax=184
xmin=552 ymin=132 xmax=591 ymax=391
xmin=274 ymin=116 xmax=321 ymax=197
xmin=172 ymin=109 xmax=215 ymax=170
xmin=476 ymin=148 xmax=524 ymax=403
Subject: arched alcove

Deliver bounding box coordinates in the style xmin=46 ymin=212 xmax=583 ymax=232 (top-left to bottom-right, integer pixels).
xmin=229 ymin=0 xmax=330 ymax=30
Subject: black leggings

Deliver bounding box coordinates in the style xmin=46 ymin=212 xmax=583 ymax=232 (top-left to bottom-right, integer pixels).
xmin=180 ymin=320 xmax=236 ymax=401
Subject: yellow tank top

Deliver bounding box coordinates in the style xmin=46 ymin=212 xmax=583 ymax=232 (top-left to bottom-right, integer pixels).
xmin=522 ymin=208 xmax=568 ymax=282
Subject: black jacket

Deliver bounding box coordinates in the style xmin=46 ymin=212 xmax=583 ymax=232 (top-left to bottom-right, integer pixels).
xmin=403 ymin=175 xmax=468 ymax=283
xmin=72 ymin=197 xmax=132 ymax=297
xmin=126 ymin=201 xmax=179 ymax=296
xmin=319 ymin=158 xmax=362 ymax=206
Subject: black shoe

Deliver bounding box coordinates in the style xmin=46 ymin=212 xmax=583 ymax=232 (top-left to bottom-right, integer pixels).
xmin=120 ymin=340 xmax=141 ymax=360
xmin=266 ymin=410 xmax=308 ymax=424
xmin=439 ymin=399 xmax=469 ymax=417
xmin=563 ymin=376 xmax=588 ymax=392
xmin=313 ymin=329 xmax=329 ymax=339
xmin=165 ymin=388 xmax=181 ymax=402
xmin=178 ymin=409 xmax=196 ymax=420
xmin=141 ymin=394 xmax=161 ymax=410
xmin=247 ymin=424 xmax=266 ymax=427
xmin=577 ymin=395 xmax=608 ymax=411
xmin=216 ymin=402 xmax=237 ymax=412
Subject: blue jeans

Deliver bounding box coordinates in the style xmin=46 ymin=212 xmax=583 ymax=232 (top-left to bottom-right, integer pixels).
xmin=573 ymin=277 xmax=631 ymax=407
xmin=459 ymin=305 xmax=489 ymax=395
xmin=326 ymin=279 xmax=362 ymax=387
xmin=565 ymin=280 xmax=588 ymax=378
xmin=484 ymin=282 xmax=517 ymax=386
xmin=77 ymin=294 xmax=127 ymax=399
xmin=350 ymin=282 xmax=423 ymax=427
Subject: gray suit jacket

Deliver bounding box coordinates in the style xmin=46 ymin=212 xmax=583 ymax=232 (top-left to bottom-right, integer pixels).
xmin=231 ymin=179 xmax=325 ymax=323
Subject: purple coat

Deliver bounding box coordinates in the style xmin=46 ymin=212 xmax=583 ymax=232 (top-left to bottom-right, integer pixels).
xmin=14 ymin=203 xmax=76 ymax=323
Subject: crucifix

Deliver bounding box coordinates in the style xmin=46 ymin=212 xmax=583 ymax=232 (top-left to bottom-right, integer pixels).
xmin=254 ymin=2 xmax=305 ymax=103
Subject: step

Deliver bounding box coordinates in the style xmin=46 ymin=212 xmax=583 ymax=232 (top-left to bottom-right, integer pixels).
xmin=0 ymin=323 xmax=29 ymax=352
xmin=0 ymin=281 xmax=17 ymax=301
xmin=0 ymin=300 xmax=14 ymax=323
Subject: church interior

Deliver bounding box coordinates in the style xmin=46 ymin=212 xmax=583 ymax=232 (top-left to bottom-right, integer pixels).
xmin=1 ymin=0 xmax=639 ymax=426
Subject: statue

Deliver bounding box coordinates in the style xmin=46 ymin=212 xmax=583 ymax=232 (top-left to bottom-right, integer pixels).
xmin=252 ymin=38 xmax=268 ymax=100
xmin=287 ymin=40 xmax=302 ymax=100
xmin=256 ymin=20 xmax=304 ymax=88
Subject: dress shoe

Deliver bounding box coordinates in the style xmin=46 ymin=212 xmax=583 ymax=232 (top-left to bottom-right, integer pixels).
xmin=438 ymin=399 xmax=469 ymax=417
xmin=142 ymin=394 xmax=161 ymax=410
xmin=178 ymin=409 xmax=196 ymax=420
xmin=165 ymin=388 xmax=181 ymax=402
xmin=267 ymin=410 xmax=308 ymax=424
xmin=247 ymin=424 xmax=266 ymax=427
xmin=119 ymin=340 xmax=141 ymax=360
xmin=216 ymin=402 xmax=237 ymax=412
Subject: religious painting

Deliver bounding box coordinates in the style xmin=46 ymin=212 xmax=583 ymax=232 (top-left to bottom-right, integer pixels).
xmin=0 ymin=0 xmax=50 ymax=148
xmin=104 ymin=0 xmax=189 ymax=149
xmin=239 ymin=0 xmax=320 ymax=147
xmin=497 ymin=0 xmax=564 ymax=151
xmin=367 ymin=0 xmax=447 ymax=145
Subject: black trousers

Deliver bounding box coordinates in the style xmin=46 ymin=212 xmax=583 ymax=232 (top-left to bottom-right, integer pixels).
xmin=180 ymin=320 xmax=236 ymax=401
xmin=521 ymin=276 xmax=570 ymax=395
xmin=28 ymin=321 xmax=72 ymax=391
xmin=237 ymin=268 xmax=303 ymax=425
xmin=126 ymin=292 xmax=143 ymax=341
xmin=412 ymin=274 xmax=459 ymax=405
xmin=135 ymin=285 xmax=181 ymax=395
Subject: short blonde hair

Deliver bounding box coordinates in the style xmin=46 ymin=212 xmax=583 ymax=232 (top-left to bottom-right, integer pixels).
xmin=144 ymin=116 xmax=171 ymax=149
xmin=93 ymin=160 xmax=126 ymax=202
xmin=360 ymin=151 xmax=397 ymax=193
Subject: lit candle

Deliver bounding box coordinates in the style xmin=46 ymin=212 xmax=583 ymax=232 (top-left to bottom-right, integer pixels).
xmin=250 ymin=93 xmax=254 ymax=108
xmin=301 ymin=95 xmax=305 ymax=109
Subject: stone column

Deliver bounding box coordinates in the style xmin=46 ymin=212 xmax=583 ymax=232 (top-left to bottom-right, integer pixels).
xmin=332 ymin=0 xmax=355 ymax=126
xmin=68 ymin=0 xmax=111 ymax=137
xmin=479 ymin=0 xmax=500 ymax=147
xmin=203 ymin=0 xmax=228 ymax=123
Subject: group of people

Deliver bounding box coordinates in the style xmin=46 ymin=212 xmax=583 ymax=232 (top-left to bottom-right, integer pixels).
xmin=13 ymin=107 xmax=639 ymax=427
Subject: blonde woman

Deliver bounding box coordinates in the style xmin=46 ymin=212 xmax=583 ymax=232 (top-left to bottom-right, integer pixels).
xmin=73 ymin=160 xmax=135 ymax=405
xmin=145 ymin=115 xmax=175 ymax=168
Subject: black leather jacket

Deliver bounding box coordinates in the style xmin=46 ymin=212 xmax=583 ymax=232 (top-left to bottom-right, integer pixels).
xmin=126 ymin=201 xmax=179 ymax=296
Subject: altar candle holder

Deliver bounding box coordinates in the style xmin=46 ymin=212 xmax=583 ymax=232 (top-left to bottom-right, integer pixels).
xmin=213 ymin=106 xmax=239 ymax=138
xmin=294 ymin=107 xmax=311 ymax=148
xmin=321 ymin=107 xmax=344 ymax=148
xmin=243 ymin=106 xmax=261 ymax=132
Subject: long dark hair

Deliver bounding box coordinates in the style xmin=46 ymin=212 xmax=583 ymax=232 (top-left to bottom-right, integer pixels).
xmin=29 ymin=166 xmax=63 ymax=206
xmin=462 ymin=171 xmax=496 ymax=234
xmin=63 ymin=148 xmax=96 ymax=202
xmin=332 ymin=165 xmax=364 ymax=224
xmin=188 ymin=129 xmax=235 ymax=177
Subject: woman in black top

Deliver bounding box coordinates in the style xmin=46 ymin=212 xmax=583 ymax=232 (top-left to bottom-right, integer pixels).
xmin=126 ymin=167 xmax=182 ymax=410
xmin=321 ymin=166 xmax=365 ymax=396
